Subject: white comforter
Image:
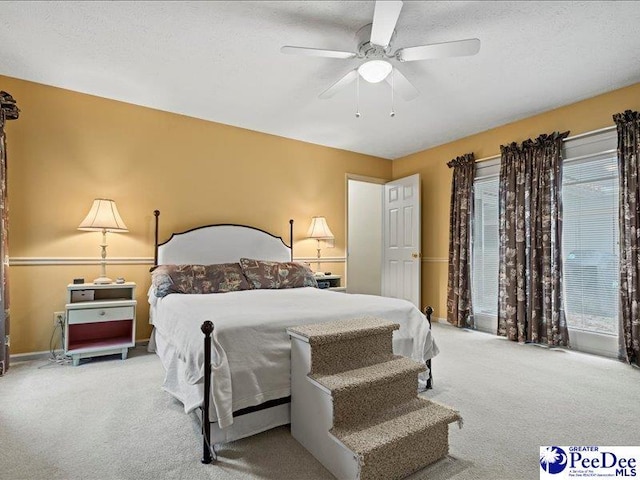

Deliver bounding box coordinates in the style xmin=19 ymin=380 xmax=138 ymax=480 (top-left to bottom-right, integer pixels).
xmin=150 ymin=287 xmax=437 ymax=429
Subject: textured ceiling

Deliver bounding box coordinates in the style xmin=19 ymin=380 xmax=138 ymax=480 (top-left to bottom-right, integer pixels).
xmin=1 ymin=1 xmax=640 ymax=159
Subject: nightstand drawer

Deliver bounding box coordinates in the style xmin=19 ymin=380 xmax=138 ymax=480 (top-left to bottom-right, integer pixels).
xmin=67 ymin=306 xmax=135 ymax=325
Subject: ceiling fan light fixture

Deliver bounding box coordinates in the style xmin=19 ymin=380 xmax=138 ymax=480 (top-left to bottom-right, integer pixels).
xmin=357 ymin=60 xmax=392 ymax=83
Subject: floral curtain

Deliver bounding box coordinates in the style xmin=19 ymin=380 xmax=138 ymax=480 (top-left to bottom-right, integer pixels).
xmin=613 ymin=110 xmax=640 ymax=366
xmin=447 ymin=153 xmax=475 ymax=328
xmin=497 ymin=132 xmax=570 ymax=346
xmin=0 ymin=91 xmax=19 ymax=375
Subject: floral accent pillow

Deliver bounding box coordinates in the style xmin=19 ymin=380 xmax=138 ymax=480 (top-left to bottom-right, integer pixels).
xmin=239 ymin=258 xmax=318 ymax=290
xmin=151 ymin=263 xmax=251 ymax=297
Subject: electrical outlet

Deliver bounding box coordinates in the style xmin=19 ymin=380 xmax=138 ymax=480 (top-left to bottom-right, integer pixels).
xmin=53 ymin=311 xmax=65 ymax=326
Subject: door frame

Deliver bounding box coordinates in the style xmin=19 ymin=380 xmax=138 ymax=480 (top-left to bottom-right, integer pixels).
xmin=345 ymin=174 xmax=387 ymax=292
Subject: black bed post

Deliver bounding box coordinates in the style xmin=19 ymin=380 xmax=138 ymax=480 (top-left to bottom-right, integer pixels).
xmin=201 ymin=321 xmax=215 ymax=464
xmin=289 ymin=219 xmax=294 ymax=261
xmin=153 ymin=210 xmax=160 ymax=268
xmin=424 ymin=306 xmax=433 ymax=390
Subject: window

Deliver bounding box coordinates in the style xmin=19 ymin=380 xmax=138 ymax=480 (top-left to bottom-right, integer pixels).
xmin=469 ymin=129 xmax=619 ymax=352
xmin=562 ymin=151 xmax=619 ymax=336
xmin=471 ymin=177 xmax=499 ymax=317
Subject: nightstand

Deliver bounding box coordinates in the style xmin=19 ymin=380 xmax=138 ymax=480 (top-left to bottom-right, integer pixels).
xmin=316 ymin=275 xmax=346 ymax=292
xmin=65 ymin=282 xmax=137 ymax=366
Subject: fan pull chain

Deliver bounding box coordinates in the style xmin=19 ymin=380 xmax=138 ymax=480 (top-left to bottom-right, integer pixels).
xmin=355 ymin=74 xmax=361 ymax=118
xmin=390 ymin=68 xmax=396 ymax=117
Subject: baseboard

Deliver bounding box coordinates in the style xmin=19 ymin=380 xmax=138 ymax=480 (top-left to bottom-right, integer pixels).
xmin=9 ymin=339 xmax=150 ymax=363
xmin=431 ymin=317 xmax=447 ymax=324
xmin=10 ymin=349 xmax=51 ymax=362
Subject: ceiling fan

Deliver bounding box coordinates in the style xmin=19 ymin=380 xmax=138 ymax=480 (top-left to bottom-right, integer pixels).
xmin=281 ymin=0 xmax=480 ymax=102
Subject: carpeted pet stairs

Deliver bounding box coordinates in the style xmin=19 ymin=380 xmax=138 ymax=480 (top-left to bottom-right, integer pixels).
xmin=287 ymin=317 xmax=461 ymax=480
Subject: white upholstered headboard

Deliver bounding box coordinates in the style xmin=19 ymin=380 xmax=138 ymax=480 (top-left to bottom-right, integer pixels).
xmin=153 ymin=211 xmax=293 ymax=266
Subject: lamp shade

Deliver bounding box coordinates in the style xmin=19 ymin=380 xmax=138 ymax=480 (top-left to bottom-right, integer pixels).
xmin=307 ymin=216 xmax=334 ymax=240
xmin=78 ymin=198 xmax=128 ymax=232
xmin=357 ymin=60 xmax=393 ymax=83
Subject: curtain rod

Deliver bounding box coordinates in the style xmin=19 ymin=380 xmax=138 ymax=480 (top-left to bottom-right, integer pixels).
xmin=564 ymin=125 xmax=615 ymax=141
xmin=473 ymin=125 xmax=617 ymax=163
xmin=475 ymin=154 xmax=500 ymax=163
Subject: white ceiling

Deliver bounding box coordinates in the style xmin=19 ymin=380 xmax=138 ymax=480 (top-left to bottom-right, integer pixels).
xmin=1 ymin=1 xmax=640 ymax=159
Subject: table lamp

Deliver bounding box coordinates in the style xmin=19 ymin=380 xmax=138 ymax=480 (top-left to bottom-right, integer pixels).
xmin=78 ymin=198 xmax=128 ymax=284
xmin=307 ymin=216 xmax=334 ymax=272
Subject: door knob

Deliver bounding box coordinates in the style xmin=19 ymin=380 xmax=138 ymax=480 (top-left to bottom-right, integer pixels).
xmin=412 ymin=253 xmax=422 ymax=259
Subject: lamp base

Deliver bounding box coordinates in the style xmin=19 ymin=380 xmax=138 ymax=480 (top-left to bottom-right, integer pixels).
xmin=93 ymin=276 xmax=113 ymax=285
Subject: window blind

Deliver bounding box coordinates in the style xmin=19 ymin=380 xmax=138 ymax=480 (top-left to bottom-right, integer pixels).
xmin=471 ymin=176 xmax=499 ymax=315
xmin=562 ymin=151 xmax=619 ymax=336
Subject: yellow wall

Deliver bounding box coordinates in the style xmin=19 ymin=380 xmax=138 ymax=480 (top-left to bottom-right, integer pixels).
xmin=3 ymin=75 xmax=391 ymax=354
xmin=7 ymin=72 xmax=640 ymax=352
xmin=392 ymin=81 xmax=640 ymax=319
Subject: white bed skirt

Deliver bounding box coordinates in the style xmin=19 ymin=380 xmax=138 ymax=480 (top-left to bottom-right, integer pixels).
xmin=151 ymin=329 xmax=291 ymax=444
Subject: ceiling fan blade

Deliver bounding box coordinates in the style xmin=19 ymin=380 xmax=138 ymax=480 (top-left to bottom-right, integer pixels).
xmin=396 ymin=38 xmax=481 ymax=62
xmin=319 ymin=70 xmax=358 ymax=99
xmin=386 ymin=68 xmax=419 ymax=101
xmin=370 ymin=0 xmax=403 ymax=48
xmin=281 ymin=46 xmax=357 ymax=59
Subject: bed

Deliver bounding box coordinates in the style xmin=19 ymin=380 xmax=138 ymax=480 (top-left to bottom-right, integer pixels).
xmin=148 ymin=211 xmax=438 ymax=463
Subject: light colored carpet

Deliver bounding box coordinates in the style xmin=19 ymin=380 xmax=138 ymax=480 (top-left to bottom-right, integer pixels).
xmin=1 ymin=322 xmax=639 ymax=480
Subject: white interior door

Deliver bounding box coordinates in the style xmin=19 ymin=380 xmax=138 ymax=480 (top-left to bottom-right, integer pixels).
xmin=382 ymin=174 xmax=421 ymax=307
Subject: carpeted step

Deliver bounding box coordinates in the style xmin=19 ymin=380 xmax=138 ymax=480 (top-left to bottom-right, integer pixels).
xmin=311 ymin=356 xmax=425 ymax=428
xmin=288 ymin=317 xmax=399 ymax=375
xmin=288 ymin=317 xmax=461 ymax=480
xmin=331 ymin=398 xmax=462 ymax=480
